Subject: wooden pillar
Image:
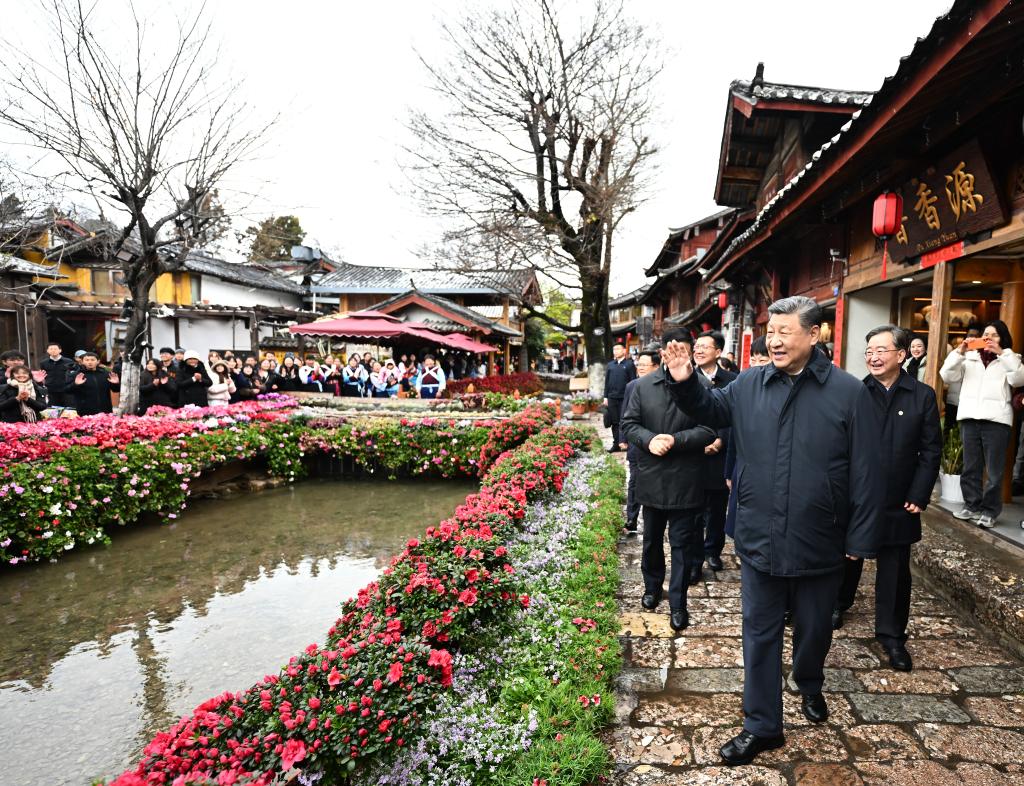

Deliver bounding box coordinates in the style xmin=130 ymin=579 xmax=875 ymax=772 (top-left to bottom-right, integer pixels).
xmin=1000 ymin=274 xmax=1024 ymax=504
xmin=249 ymin=310 xmax=260 ymax=356
xmin=924 ymin=260 xmax=953 ymax=402
xmin=488 ymin=350 xmax=495 ymax=376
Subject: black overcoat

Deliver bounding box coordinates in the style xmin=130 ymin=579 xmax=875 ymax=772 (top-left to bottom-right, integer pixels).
xmin=668 ymin=349 xmax=882 ymax=576
xmin=862 ymin=371 xmax=942 ymax=546
xmin=697 ymin=366 xmax=737 ymax=491
xmin=604 ymin=357 xmax=637 ymax=400
xmin=40 ymin=356 xmax=75 ymax=394
xmin=620 ymin=365 xmax=717 ymax=510
xmin=68 ymin=368 xmax=119 ymax=415
xmin=139 ymin=371 xmax=179 ymax=412
xmin=177 ymin=363 xmax=213 ymax=407
xmin=0 ymin=381 xmax=48 ymax=422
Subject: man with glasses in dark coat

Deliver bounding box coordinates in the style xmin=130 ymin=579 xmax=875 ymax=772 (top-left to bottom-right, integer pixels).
xmin=833 ymin=325 xmax=941 ymax=672
xmin=662 ymin=296 xmax=881 ymax=766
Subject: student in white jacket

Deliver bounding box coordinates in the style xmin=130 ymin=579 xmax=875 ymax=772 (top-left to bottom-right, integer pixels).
xmin=939 ymin=320 xmax=1024 ymax=528
xmin=207 ymin=360 xmax=237 ymax=406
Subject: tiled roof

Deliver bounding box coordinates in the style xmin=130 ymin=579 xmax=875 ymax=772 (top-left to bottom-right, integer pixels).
xmin=609 ymin=284 xmax=650 ymax=309
xmin=370 ymin=289 xmax=521 ymax=337
xmin=311 ymin=262 xmax=534 ymax=298
xmin=183 ymin=251 xmax=305 ymax=295
xmin=732 ymin=79 xmax=873 ymax=107
xmin=0 ymin=253 xmax=66 ymax=278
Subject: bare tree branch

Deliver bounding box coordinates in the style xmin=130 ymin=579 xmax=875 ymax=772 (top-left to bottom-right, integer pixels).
xmin=404 ymin=0 xmax=660 ymax=370
xmin=0 ymin=0 xmax=274 ymax=413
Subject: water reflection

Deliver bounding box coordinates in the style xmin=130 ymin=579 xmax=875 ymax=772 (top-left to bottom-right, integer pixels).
xmin=0 ymin=478 xmax=476 ymax=786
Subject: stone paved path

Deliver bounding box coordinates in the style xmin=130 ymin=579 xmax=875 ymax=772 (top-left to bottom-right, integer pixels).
xmin=603 ymin=441 xmax=1024 ymax=785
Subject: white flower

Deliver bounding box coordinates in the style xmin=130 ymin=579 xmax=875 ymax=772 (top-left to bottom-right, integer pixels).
xmin=41 ymin=485 xmax=53 ymax=494
xmin=49 ymin=503 xmax=62 ymax=515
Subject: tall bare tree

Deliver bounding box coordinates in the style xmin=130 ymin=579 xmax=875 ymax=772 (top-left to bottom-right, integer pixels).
xmin=0 ymin=0 xmax=269 ymax=413
xmin=407 ymin=0 xmax=659 ymax=386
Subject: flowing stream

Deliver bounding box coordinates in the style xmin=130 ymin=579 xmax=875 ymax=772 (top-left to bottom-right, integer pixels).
xmin=0 ymin=478 xmax=476 ymax=786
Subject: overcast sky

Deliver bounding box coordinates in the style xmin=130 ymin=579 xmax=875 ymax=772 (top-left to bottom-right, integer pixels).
xmin=4 ymin=0 xmax=954 ymax=297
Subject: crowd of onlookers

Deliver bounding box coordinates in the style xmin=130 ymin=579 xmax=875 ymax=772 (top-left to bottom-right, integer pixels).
xmin=0 ymin=343 xmax=500 ymax=422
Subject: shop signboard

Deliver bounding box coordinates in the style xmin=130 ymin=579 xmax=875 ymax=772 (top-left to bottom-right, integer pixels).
xmin=888 ymin=139 xmax=1007 ymax=264
xmin=740 ymin=329 xmax=752 ymax=370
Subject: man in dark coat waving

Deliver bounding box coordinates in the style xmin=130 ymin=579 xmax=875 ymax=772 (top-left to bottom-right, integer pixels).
xmin=662 ymin=296 xmax=881 ymax=766
xmin=833 ymin=325 xmax=941 ymax=672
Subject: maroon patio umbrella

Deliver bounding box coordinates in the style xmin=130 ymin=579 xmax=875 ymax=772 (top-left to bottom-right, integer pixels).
xmin=290 ymin=311 xmax=410 ymax=338
xmin=442 ymin=333 xmax=499 ymax=353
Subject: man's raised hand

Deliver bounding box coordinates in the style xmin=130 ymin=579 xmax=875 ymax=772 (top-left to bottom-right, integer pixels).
xmin=663 ymin=340 xmax=693 ymax=382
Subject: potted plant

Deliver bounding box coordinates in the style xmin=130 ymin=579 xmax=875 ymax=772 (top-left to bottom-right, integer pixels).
xmin=939 ymin=426 xmax=964 ymax=504
xmin=569 ymin=394 xmax=589 ymax=416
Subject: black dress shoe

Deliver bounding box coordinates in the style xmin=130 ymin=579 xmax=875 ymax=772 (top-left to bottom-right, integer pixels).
xmin=801 ymin=693 xmax=828 ymax=723
xmin=625 ymin=519 xmax=638 ymax=533
xmin=884 ymin=643 xmax=913 ymax=672
xmin=719 ymin=730 xmax=785 ymax=766
xmin=687 ymin=564 xmax=702 ymax=585
xmin=641 ymin=592 xmax=661 ymax=611
xmin=670 ymin=609 xmax=689 ymax=632
xmin=784 ymin=610 xmax=793 ymax=627
xmin=706 ymin=555 xmax=724 ymax=571
xmin=607 ymin=446 xmax=620 ymax=453
xmin=831 ymin=609 xmax=844 ymax=630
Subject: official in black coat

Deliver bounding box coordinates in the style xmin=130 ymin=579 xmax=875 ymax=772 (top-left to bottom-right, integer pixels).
xmin=692 ymin=330 xmax=737 ymax=577
xmin=621 ymin=331 xmax=718 ymax=632
xmin=177 ymin=351 xmax=213 ymax=407
xmin=603 ymin=342 xmax=636 ymax=452
xmin=834 ymin=325 xmax=941 ymax=672
xmin=68 ymin=352 xmax=120 ymax=415
xmin=663 ymin=296 xmax=881 ymax=767
xmin=621 ymin=349 xmax=660 ymax=532
xmin=40 ymin=343 xmax=76 ymax=407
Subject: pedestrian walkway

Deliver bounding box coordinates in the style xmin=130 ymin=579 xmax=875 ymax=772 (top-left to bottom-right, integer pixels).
xmin=599 ymin=422 xmax=1024 ymax=785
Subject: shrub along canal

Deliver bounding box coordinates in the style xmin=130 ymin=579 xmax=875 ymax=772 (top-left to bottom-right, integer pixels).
xmin=0 ymin=477 xmax=476 ymax=786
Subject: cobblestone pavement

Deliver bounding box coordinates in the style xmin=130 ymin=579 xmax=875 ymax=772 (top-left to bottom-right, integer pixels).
xmin=600 ymin=436 xmax=1024 ymax=785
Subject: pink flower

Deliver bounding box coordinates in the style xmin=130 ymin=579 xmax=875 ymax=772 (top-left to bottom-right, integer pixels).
xmin=388 ymin=662 xmax=403 ymax=683
xmin=328 ymin=667 xmax=341 ymax=687
xmin=280 ymin=738 xmax=306 ymax=770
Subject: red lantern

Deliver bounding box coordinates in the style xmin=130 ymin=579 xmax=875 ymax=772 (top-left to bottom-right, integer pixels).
xmin=717 ymin=292 xmax=728 ymax=310
xmin=872 ymin=191 xmax=903 ymax=281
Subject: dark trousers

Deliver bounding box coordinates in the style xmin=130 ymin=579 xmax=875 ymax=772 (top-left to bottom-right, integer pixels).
xmin=607 ymin=397 xmax=624 ymax=445
xmin=702 ymin=488 xmax=729 ymax=558
xmin=837 ymin=544 xmax=912 ymax=647
xmin=626 ymin=456 xmax=640 ymax=523
xmin=960 ymin=419 xmax=1011 ymax=518
xmin=740 ymin=562 xmax=843 ymax=737
xmin=47 ymin=390 xmax=72 ymax=407
xmin=641 ymin=506 xmax=702 ymax=611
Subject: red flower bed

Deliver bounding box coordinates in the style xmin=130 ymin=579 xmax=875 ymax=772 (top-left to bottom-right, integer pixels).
xmin=446 ymin=372 xmax=543 ymax=397
xmin=0 ymin=396 xmax=297 ymax=468
xmin=108 ymin=424 xmax=594 ymax=786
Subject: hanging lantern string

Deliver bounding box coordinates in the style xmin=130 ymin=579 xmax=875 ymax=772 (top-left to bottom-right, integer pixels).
xmin=881 ymin=238 xmax=888 ymax=282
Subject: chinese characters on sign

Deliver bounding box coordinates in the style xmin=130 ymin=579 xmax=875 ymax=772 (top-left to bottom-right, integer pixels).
xmin=944 ymin=161 xmax=984 ymax=220
xmin=885 ymin=138 xmax=1007 ymax=265
xmin=914 ymin=182 xmax=941 ymax=230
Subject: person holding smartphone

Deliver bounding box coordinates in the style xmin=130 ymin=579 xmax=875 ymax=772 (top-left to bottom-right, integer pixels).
xmin=941 ymin=320 xmax=1024 ymax=528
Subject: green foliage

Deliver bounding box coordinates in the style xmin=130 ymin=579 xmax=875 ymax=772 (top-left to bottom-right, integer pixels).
xmin=942 ymin=425 xmax=964 ymax=475
xmin=243 ymin=214 xmax=305 ymax=261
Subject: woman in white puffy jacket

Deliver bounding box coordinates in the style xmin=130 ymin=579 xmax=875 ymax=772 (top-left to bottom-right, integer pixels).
xmin=207 ymin=360 xmax=236 ymax=406
xmin=939 ymin=320 xmax=1024 ymax=528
